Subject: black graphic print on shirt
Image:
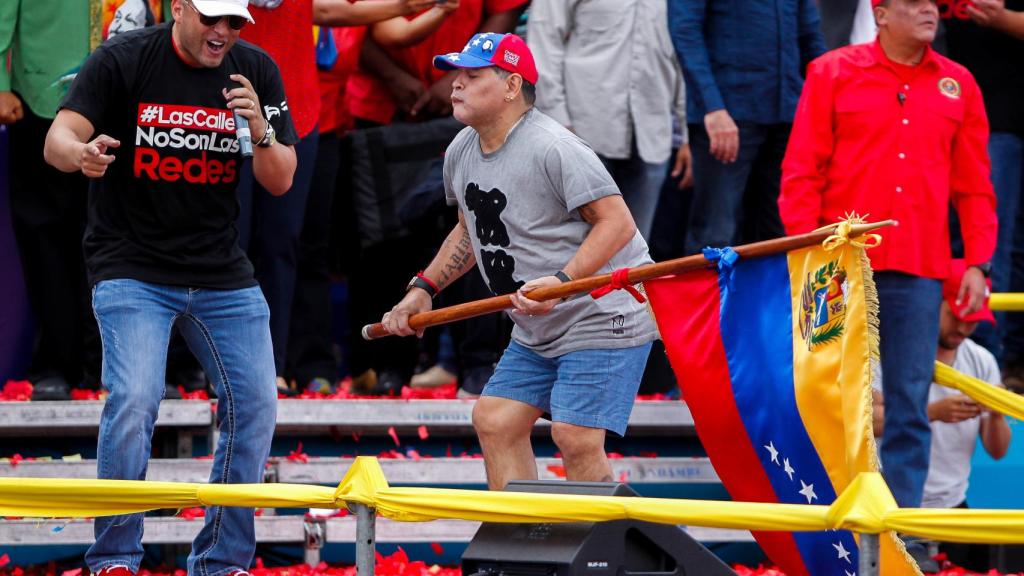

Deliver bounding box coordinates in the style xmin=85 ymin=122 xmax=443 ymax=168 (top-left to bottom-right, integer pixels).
xmin=465 ymin=182 xmax=524 ymax=295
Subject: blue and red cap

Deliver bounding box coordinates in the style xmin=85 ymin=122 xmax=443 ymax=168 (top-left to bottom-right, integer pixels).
xmin=433 ymin=33 xmax=539 ymax=85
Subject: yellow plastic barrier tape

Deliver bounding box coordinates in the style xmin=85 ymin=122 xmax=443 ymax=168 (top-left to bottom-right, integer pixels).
xmin=3 ymin=457 xmax=1024 ymax=545
xmin=989 ymin=293 xmax=1024 ymax=311
xmin=934 ymin=361 xmax=1024 ymax=422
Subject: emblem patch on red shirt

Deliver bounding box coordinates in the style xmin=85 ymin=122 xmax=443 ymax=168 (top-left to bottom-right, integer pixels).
xmin=938 ymin=77 xmax=961 ymax=99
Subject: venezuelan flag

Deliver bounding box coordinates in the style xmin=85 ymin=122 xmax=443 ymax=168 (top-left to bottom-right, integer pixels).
xmin=645 ymin=240 xmax=917 ymax=576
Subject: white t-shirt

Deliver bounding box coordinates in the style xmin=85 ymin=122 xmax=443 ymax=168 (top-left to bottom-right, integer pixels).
xmin=849 ymin=0 xmax=877 ymax=45
xmin=922 ymin=338 xmax=1002 ymax=509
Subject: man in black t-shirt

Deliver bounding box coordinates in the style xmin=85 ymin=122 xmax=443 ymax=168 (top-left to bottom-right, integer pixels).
xmin=942 ymin=0 xmax=1024 ymax=372
xmin=43 ymin=1 xmax=297 ymax=575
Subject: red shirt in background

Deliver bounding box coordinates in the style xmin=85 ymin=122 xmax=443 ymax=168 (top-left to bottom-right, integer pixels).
xmin=346 ymin=0 xmax=528 ymax=125
xmin=243 ymin=0 xmax=319 ymax=139
xmin=318 ymin=26 xmax=367 ymax=134
xmin=778 ymin=40 xmax=996 ymax=279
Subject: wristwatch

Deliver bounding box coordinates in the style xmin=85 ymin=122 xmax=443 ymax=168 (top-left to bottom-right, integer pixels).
xmin=554 ymin=270 xmax=572 ymax=283
xmin=971 ymin=262 xmax=992 ymax=278
xmin=406 ymin=273 xmax=439 ymax=298
xmin=255 ymin=122 xmax=276 ymax=148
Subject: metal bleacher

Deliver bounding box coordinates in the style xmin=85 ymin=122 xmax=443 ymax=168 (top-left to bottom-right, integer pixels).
xmin=0 ymin=398 xmax=752 ymax=563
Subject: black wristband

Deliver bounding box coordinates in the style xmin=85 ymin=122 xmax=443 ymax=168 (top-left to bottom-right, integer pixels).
xmin=554 ymin=270 xmax=572 ymax=283
xmin=407 ymin=275 xmax=438 ymax=298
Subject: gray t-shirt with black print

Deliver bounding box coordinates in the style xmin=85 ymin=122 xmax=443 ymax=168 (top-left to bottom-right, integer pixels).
xmin=443 ymin=107 xmax=659 ymax=357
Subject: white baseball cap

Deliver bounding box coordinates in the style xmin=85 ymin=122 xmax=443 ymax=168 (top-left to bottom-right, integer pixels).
xmin=190 ymin=0 xmax=255 ymax=24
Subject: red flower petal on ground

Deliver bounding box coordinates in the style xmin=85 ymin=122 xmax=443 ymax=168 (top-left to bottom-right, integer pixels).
xmin=418 ymin=426 xmax=429 ymax=440
xmin=546 ymin=465 xmax=566 ymax=478
xmin=287 ymin=442 xmax=309 ymax=463
xmin=177 ymin=507 xmax=205 ymax=520
xmin=388 ymin=427 xmax=401 ymax=447
xmin=430 ymin=543 xmax=444 ymax=556
xmin=1 ymin=380 xmax=32 ymax=401
xmin=0 ymin=555 xmax=9 ymax=568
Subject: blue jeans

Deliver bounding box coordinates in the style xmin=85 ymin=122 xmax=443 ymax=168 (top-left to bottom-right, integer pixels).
xmin=964 ymin=132 xmax=1023 ymax=364
xmin=86 ymin=279 xmax=277 ymax=576
xmin=600 ymin=145 xmax=669 ymax=240
xmin=684 ymin=122 xmax=790 ymax=255
xmin=876 ymin=272 xmax=942 ymax=508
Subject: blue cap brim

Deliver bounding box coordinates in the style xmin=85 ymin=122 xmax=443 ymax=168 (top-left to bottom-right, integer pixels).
xmin=433 ymin=52 xmax=495 ymax=72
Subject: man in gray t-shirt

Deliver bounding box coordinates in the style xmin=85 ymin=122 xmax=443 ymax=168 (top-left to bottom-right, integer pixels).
xmin=381 ymin=33 xmax=659 ymax=490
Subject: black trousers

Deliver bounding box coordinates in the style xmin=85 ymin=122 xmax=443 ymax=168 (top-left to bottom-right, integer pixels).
xmin=8 ymin=108 xmax=100 ymax=388
xmin=286 ymin=132 xmax=346 ymax=384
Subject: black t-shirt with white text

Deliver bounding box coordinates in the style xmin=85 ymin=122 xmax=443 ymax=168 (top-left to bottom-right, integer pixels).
xmin=943 ymin=0 xmax=1024 ymax=136
xmin=61 ymin=23 xmax=298 ymax=289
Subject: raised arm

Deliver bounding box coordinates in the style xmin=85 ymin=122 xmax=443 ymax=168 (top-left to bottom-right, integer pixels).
xmin=371 ymin=0 xmax=459 ymax=49
xmin=312 ymin=0 xmax=436 ymax=27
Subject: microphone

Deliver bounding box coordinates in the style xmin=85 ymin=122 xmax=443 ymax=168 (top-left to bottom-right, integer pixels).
xmin=233 ymin=109 xmax=253 ymax=158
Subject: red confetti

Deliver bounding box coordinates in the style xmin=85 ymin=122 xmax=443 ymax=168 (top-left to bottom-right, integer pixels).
xmin=352 ymin=432 xmax=361 ymax=442
xmin=178 ymin=387 xmax=209 ymax=400
xmin=388 ymin=426 xmax=401 ymax=446
xmin=430 ymin=543 xmax=445 ymax=556
xmin=7 ymin=454 xmax=23 ymax=467
xmin=287 ymin=442 xmax=309 ymax=463
xmin=70 ymin=388 xmax=103 ymax=401
xmin=546 ymin=465 xmax=567 ymax=478
xmin=0 ymin=555 xmax=9 ymax=568
xmin=177 ymin=507 xmax=205 ymax=520
xmin=60 ymin=569 xmax=81 ymax=576
xmin=635 ymin=393 xmax=670 ymax=401
xmin=618 ymin=471 xmax=629 ymax=483
xmin=0 ymin=380 xmax=32 ymax=401
xmin=607 ymin=452 xmax=624 ymax=459
xmin=418 ymin=425 xmax=429 ymax=440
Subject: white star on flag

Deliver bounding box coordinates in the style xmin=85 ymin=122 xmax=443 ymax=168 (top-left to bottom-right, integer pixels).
xmin=764 ymin=441 xmax=779 ymax=464
xmin=846 ymin=571 xmax=856 ymax=576
xmin=798 ymin=480 xmax=817 ymax=503
xmin=472 ymin=38 xmax=481 ymax=46
xmin=833 ymin=541 xmax=852 ymax=563
xmin=449 ymin=54 xmax=460 ymax=61
xmin=783 ymin=457 xmax=795 ymax=480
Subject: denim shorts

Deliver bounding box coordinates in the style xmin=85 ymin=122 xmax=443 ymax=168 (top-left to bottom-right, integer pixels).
xmin=482 ymin=340 xmax=653 ymax=436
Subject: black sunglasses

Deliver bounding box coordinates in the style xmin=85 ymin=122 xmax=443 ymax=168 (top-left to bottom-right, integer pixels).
xmin=184 ymin=0 xmax=248 ymax=30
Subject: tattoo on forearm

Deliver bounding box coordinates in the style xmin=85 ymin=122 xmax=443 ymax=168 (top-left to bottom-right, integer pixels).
xmin=579 ymin=204 xmax=598 ymax=223
xmin=437 ymin=227 xmax=474 ymax=290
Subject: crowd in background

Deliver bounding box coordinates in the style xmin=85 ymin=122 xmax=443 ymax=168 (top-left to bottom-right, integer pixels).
xmin=5 ymin=0 xmax=1016 ymax=392
xmin=0 ymin=0 xmax=1023 ymax=553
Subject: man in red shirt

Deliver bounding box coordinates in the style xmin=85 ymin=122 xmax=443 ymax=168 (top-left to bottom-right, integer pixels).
xmin=778 ymin=0 xmax=997 ymax=510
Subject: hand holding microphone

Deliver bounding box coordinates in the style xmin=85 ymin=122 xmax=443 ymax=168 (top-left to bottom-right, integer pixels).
xmin=223 ymin=73 xmax=266 ymax=158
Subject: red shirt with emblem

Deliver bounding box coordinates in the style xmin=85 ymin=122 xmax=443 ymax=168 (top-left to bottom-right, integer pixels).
xmin=346 ymin=0 xmax=528 ymax=125
xmin=242 ymin=0 xmax=319 ymax=139
xmin=778 ymin=40 xmax=996 ymax=279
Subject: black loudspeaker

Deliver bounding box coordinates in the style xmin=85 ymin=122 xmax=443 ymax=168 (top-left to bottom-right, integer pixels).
xmin=461 ymin=480 xmax=736 ymax=576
